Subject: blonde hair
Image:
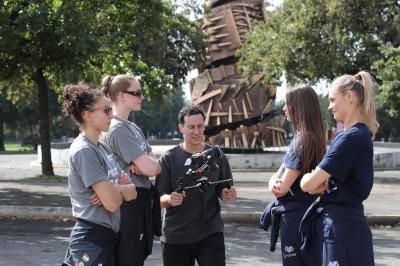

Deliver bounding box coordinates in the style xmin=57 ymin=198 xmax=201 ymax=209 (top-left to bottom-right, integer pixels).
xmin=330 ymin=71 xmax=379 ymax=136
xmin=101 ymin=74 xmax=140 ymax=101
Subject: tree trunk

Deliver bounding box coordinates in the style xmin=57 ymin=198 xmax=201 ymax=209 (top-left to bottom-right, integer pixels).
xmin=32 ymin=68 xmax=54 ymax=176
xmin=0 ymin=108 xmax=4 ymax=152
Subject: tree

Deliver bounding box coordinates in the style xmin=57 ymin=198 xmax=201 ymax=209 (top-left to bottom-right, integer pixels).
xmin=238 ymin=0 xmax=400 ymax=140
xmin=238 ymin=0 xmax=400 ymax=107
xmin=318 ymin=93 xmax=335 ymax=133
xmin=0 ymin=1 xmax=107 ymax=175
xmin=84 ymin=0 xmax=197 ymax=99
xmin=373 ymin=45 xmax=400 ymax=116
xmin=0 ymin=1 xmax=197 ymax=175
xmin=135 ymin=89 xmax=185 ymax=139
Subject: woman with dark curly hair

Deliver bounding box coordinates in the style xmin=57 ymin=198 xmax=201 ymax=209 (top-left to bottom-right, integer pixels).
xmin=62 ymin=83 xmax=136 ymax=266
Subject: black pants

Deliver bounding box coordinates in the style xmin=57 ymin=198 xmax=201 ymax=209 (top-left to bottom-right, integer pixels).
xmin=161 ymin=232 xmax=225 ymax=266
xmin=117 ymin=199 xmax=147 ymax=266
xmin=63 ymin=218 xmax=119 ymax=266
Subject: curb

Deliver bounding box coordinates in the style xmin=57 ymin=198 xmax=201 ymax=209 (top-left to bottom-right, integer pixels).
xmin=222 ymin=212 xmax=400 ymax=226
xmin=0 ymin=206 xmax=71 ymax=219
xmin=1 ymin=206 xmax=399 ymax=226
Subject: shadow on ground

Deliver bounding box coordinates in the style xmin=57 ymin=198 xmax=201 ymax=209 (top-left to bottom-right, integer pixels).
xmin=0 ymin=188 xmax=70 ymax=207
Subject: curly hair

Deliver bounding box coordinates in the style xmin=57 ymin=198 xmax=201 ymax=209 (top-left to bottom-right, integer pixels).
xmin=62 ymin=82 xmax=103 ymax=124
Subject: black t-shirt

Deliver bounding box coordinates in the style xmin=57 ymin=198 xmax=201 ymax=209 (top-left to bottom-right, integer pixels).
xmin=319 ymin=123 xmax=374 ymax=205
xmin=155 ymin=143 xmax=233 ymax=244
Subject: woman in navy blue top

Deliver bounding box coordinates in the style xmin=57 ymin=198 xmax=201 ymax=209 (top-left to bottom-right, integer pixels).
xmin=262 ymin=85 xmax=326 ymax=265
xmin=301 ymin=71 xmax=378 ymax=266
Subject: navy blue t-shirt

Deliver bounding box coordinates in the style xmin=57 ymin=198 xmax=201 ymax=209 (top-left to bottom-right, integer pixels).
xmin=318 ymin=123 xmax=373 ymax=205
xmin=277 ymin=135 xmax=317 ymax=204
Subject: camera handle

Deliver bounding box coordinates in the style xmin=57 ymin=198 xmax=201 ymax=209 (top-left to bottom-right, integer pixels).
xmin=175 ymin=177 xmax=233 ymax=193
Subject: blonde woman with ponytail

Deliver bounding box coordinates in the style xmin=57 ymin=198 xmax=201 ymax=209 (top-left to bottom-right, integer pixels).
xmin=101 ymin=74 xmax=161 ymax=266
xmin=300 ymin=71 xmax=378 ymax=266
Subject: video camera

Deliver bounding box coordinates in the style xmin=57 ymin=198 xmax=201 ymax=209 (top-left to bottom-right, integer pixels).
xmin=176 ymin=145 xmax=232 ymax=193
xmin=186 ymin=145 xmax=222 ymax=176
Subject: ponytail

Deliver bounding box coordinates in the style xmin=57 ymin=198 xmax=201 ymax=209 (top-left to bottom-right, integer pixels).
xmin=354 ymin=71 xmax=379 ymax=136
xmin=101 ymin=74 xmax=139 ymax=101
xmin=101 ymin=75 xmax=114 ymax=99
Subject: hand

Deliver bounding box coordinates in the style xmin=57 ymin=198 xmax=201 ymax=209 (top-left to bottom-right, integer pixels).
xmin=268 ymin=175 xmax=281 ymax=192
xmin=129 ymin=163 xmax=144 ymax=176
xmin=308 ymin=180 xmax=328 ymax=195
xmin=118 ymin=171 xmax=131 ymax=185
xmin=271 ymin=179 xmax=283 ymax=197
xmin=89 ymin=193 xmax=103 ymax=206
xmin=220 ymin=187 xmax=237 ymax=201
xmin=123 ymin=183 xmax=137 ymax=201
xmin=169 ymin=191 xmax=186 ymax=206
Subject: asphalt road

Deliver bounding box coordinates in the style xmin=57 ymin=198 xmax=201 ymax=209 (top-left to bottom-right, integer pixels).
xmin=0 ymin=218 xmax=399 ymax=266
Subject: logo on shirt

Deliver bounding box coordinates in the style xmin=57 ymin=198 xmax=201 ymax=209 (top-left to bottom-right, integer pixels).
xmin=108 ymin=167 xmax=118 ymax=179
xmin=82 ymin=253 xmax=90 ymax=262
xmin=106 ymin=153 xmax=113 ymax=162
xmin=328 ymin=261 xmax=340 ymax=266
xmin=283 ymin=245 xmax=296 ymax=259
xmin=184 ymin=158 xmax=192 ymax=166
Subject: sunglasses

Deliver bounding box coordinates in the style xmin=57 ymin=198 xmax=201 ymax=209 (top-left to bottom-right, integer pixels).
xmin=90 ymin=106 xmax=113 ymax=115
xmin=123 ymin=89 xmax=144 ymax=97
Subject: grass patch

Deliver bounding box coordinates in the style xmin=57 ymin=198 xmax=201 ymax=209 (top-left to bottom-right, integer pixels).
xmin=1 ymin=143 xmax=36 ymax=154
xmin=28 ymin=175 xmax=67 ymax=181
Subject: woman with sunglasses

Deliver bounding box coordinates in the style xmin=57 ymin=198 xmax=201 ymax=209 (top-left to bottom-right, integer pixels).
xmin=101 ymin=74 xmax=161 ymax=266
xmin=62 ymin=83 xmax=137 ymax=266
xmin=301 ymin=71 xmax=378 ymax=265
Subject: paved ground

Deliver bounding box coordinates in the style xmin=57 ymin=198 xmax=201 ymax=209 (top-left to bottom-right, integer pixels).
xmin=1 ymin=218 xmax=399 ymax=266
xmin=0 ymin=153 xmax=400 ymax=265
xmin=1 ymin=154 xmax=400 ymax=218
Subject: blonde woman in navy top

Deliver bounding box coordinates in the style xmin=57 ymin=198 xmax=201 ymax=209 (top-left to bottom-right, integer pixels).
xmin=301 ymin=71 xmax=378 ymax=266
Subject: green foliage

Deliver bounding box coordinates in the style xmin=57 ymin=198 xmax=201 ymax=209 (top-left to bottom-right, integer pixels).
xmin=240 ymin=0 xmax=400 ymax=85
xmin=373 ymin=44 xmax=400 ymax=116
xmin=135 ymin=89 xmax=185 ymax=138
xmin=375 ymin=94 xmax=400 ymax=142
xmin=0 ymin=0 xmax=197 ymax=98
xmin=318 ymin=93 xmax=335 ymax=130
xmin=87 ymin=0 xmax=197 ymax=98
xmin=239 ymin=0 xmax=400 ymax=139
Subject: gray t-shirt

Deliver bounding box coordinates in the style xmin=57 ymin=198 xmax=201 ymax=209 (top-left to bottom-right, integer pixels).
xmin=68 ymin=134 xmax=121 ymax=232
xmin=104 ymin=117 xmax=152 ymax=188
xmin=155 ymin=144 xmax=233 ymax=244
